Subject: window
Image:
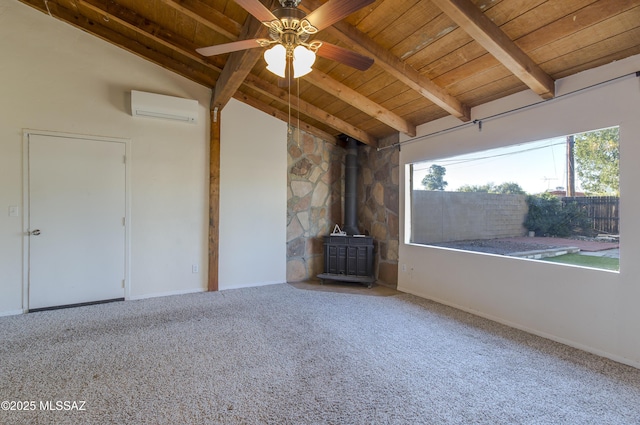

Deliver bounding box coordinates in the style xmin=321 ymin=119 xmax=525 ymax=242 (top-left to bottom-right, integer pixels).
xmin=408 ymin=127 xmax=620 ymax=271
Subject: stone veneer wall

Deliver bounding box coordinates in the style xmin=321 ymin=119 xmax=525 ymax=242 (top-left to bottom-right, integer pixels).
xmin=357 ymin=135 xmax=400 ymax=287
xmin=286 ymin=130 xmax=400 ymax=288
xmin=287 ymin=131 xmax=344 ymax=282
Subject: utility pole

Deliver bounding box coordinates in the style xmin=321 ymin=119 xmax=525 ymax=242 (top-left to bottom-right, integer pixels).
xmin=566 ymin=135 xmax=575 ymax=197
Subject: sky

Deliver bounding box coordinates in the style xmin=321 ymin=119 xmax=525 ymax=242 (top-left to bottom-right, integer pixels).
xmin=412 ymin=136 xmax=581 ymax=194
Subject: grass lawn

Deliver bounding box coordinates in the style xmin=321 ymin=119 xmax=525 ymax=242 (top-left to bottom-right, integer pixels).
xmin=543 ymin=253 xmax=619 ymax=271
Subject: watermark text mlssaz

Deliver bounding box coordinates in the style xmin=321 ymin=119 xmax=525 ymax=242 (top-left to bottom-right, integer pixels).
xmin=1 ymin=400 xmax=87 ymax=411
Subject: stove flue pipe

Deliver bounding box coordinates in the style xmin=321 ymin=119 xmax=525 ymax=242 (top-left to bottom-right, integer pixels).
xmin=343 ymin=137 xmax=359 ymax=235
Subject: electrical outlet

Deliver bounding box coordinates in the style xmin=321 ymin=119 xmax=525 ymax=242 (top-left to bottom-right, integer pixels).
xmin=9 ymin=206 xmax=19 ymax=217
xmin=192 ymin=264 xmax=199 ymax=273
xmin=402 ymin=264 xmax=407 ymax=272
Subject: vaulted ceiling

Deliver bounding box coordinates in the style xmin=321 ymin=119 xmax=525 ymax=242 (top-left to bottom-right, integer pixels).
xmin=19 ymin=0 xmax=640 ymax=146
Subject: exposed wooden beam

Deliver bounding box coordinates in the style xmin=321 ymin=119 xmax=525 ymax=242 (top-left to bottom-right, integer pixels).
xmin=232 ymin=92 xmax=338 ymax=144
xmin=169 ymin=0 xmax=405 ymax=136
xmin=159 ymin=0 xmax=242 ymax=41
xmin=77 ymin=0 xmax=415 ymax=139
xmin=211 ymin=0 xmax=277 ymax=110
xmin=304 ymin=70 xmax=416 ymax=137
xmin=431 ymin=0 xmax=555 ymax=99
xmin=331 ymin=23 xmax=470 ymax=120
xmin=208 ymin=107 xmax=221 ymax=292
xmin=243 ymin=73 xmax=377 ymax=146
xmin=19 ymin=0 xmax=216 ymax=87
xmin=58 ymin=0 xmax=360 ymax=142
xmin=77 ymin=0 xmax=226 ymax=72
xmin=160 ymin=0 xmax=390 ymax=137
xmin=302 ymin=0 xmax=471 ymax=122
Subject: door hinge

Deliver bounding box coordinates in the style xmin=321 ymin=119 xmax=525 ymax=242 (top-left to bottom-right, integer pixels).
xmin=122 ymin=279 xmax=125 ymax=288
xmin=123 ymin=155 xmax=126 ymax=164
xmin=122 ymin=217 xmax=125 ymax=226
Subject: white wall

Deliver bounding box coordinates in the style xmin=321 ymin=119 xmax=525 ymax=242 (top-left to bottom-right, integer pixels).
xmin=219 ymin=99 xmax=288 ymax=289
xmin=0 ymin=0 xmax=212 ymax=312
xmin=398 ymin=55 xmax=640 ymax=367
xmin=0 ymin=0 xmax=210 ymax=312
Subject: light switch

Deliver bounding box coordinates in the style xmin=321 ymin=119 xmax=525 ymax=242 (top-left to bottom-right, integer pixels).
xmin=9 ymin=206 xmax=19 ymax=217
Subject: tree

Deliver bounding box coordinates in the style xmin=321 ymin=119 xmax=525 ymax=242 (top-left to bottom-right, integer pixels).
xmin=493 ymin=182 xmax=526 ymax=195
xmin=457 ymin=181 xmax=526 ymax=194
xmin=458 ymin=183 xmax=493 ymax=193
xmin=421 ymin=164 xmax=448 ymax=191
xmin=574 ymin=127 xmax=619 ymax=195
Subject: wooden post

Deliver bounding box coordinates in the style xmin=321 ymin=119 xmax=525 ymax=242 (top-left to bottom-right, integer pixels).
xmin=208 ymin=107 xmax=221 ymax=291
xmin=566 ymin=135 xmax=575 ymax=197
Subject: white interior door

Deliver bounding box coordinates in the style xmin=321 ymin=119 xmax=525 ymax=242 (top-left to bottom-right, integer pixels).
xmin=28 ymin=133 xmax=126 ymax=310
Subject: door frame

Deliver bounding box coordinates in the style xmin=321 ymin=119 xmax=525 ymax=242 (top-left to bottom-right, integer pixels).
xmin=22 ymin=129 xmax=132 ymax=312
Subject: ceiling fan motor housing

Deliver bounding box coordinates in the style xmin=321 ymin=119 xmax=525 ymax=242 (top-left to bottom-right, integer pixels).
xmin=279 ymin=0 xmax=302 ymax=7
xmin=196 ymin=0 xmax=373 ymax=74
xmin=269 ymin=5 xmax=316 ymax=46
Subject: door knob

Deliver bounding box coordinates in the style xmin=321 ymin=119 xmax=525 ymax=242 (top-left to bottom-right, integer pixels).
xmin=30 ymin=229 xmax=41 ymax=236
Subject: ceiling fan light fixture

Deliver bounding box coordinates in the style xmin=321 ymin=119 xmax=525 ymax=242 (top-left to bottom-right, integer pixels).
xmin=264 ymin=44 xmax=287 ymax=78
xmin=293 ymin=45 xmax=315 ymax=78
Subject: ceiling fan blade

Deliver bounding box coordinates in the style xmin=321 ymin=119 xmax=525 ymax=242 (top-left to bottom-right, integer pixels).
xmin=305 ymin=0 xmax=376 ymax=31
xmin=234 ymin=0 xmax=278 ymax=23
xmin=196 ymin=39 xmax=262 ymax=56
xmin=316 ymin=43 xmax=374 ymax=71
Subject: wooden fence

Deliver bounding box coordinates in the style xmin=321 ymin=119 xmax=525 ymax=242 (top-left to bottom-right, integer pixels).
xmin=562 ymin=196 xmax=619 ymax=234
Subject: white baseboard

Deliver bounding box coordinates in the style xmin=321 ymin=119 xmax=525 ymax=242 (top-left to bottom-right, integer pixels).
xmin=0 ymin=309 xmax=26 ymax=317
xmin=398 ymin=284 xmax=640 ymax=370
xmin=219 ymin=280 xmax=284 ymax=291
xmin=127 ymin=287 xmax=206 ymax=301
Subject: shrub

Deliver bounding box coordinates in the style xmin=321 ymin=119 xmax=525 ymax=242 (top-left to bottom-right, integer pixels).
xmin=524 ymin=193 xmax=591 ymax=237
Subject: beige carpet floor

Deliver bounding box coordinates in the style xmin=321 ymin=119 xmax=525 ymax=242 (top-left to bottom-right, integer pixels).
xmin=1 ymin=282 xmax=639 ymax=424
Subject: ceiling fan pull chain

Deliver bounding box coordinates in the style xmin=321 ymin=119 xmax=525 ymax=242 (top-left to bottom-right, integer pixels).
xmin=297 ymin=76 xmax=301 ymax=148
xmin=288 ymin=60 xmax=293 ymax=144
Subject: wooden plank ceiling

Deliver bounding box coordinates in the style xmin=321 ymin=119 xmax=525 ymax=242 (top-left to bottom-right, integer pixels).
xmin=20 ymin=0 xmax=640 ymax=146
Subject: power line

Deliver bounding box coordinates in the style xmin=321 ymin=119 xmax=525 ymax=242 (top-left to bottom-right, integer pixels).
xmin=412 ymin=139 xmax=566 ymax=171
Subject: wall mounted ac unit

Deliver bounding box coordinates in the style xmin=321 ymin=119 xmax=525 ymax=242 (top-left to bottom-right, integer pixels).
xmin=131 ymin=90 xmax=198 ymax=123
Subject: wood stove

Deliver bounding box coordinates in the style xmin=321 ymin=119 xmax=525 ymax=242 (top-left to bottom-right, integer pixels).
xmin=319 ymin=234 xmax=374 ymax=287
xmin=317 ymin=137 xmax=375 ymax=287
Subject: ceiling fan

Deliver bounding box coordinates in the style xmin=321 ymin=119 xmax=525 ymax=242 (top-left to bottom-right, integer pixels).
xmin=196 ymin=0 xmax=375 ymax=79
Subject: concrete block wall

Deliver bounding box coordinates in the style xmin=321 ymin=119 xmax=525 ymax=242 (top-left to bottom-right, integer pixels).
xmin=411 ymin=191 xmax=528 ymax=244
